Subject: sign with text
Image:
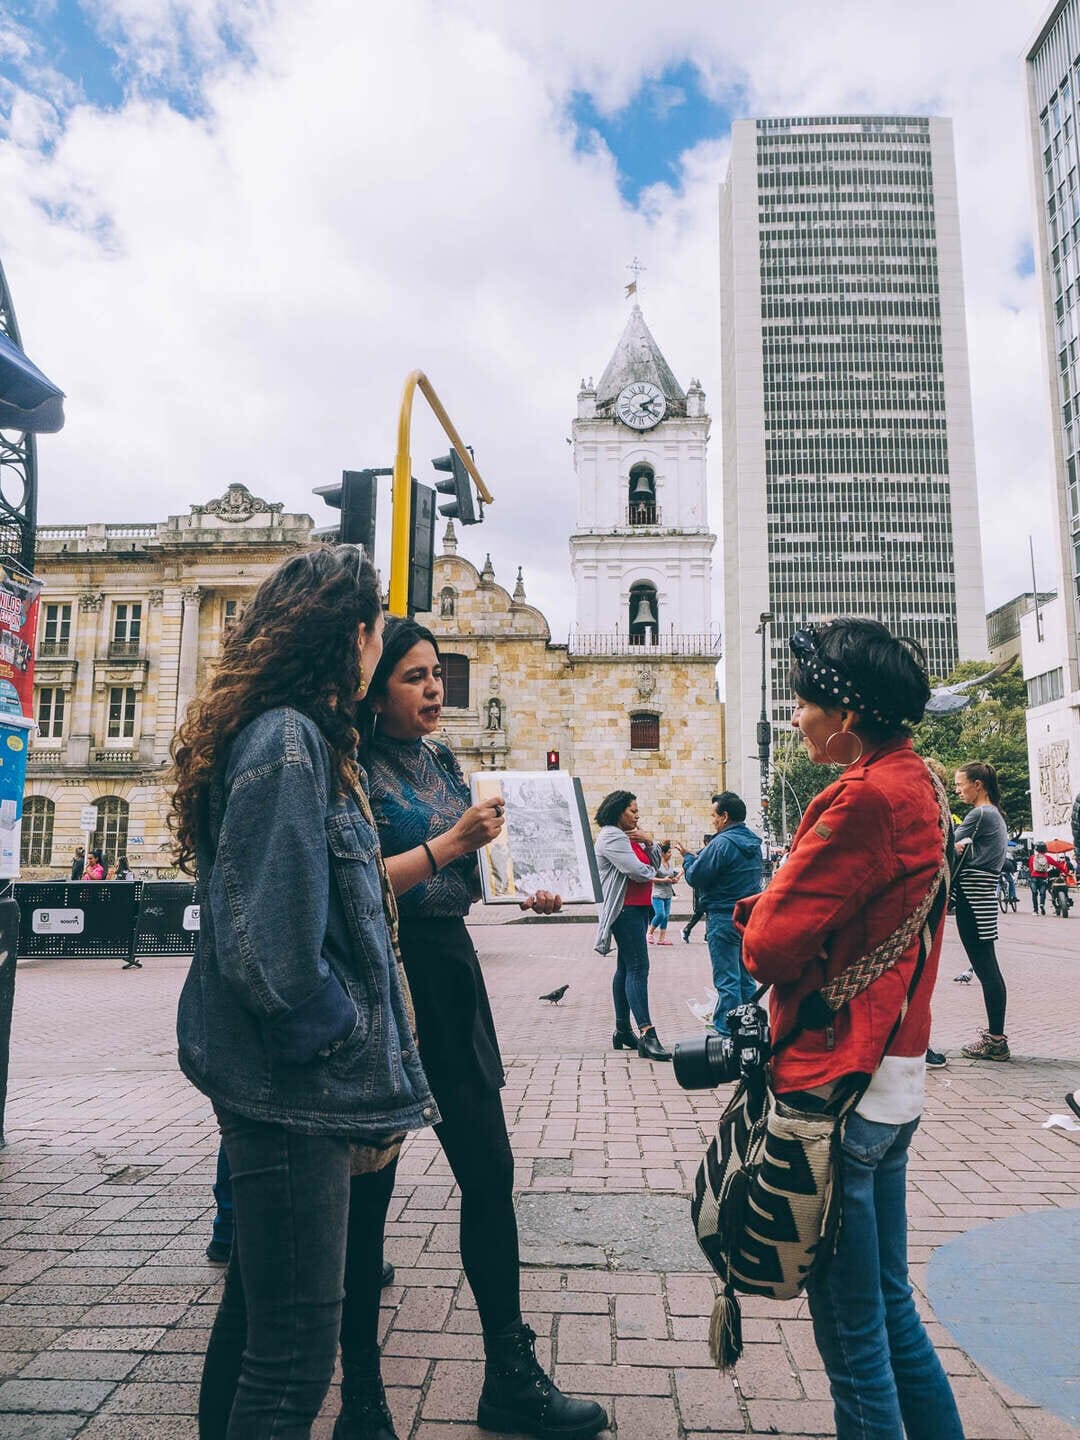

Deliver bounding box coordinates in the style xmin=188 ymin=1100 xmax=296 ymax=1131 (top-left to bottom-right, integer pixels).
xmin=32 ymin=909 xmax=85 ymax=935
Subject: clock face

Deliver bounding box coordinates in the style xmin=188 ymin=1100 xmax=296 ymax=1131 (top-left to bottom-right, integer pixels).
xmin=616 ymin=382 xmax=666 ymax=430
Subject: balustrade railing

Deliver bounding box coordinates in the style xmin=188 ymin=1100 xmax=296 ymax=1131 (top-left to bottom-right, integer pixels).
xmin=107 ymin=639 xmax=143 ymax=660
xmin=568 ymin=631 xmax=721 ymax=657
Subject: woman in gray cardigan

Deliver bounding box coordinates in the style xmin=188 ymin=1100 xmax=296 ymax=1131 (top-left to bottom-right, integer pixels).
xmin=593 ymin=790 xmax=668 ymax=1061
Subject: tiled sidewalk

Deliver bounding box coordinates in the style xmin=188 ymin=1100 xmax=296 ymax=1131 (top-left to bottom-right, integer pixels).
xmin=0 ymin=909 xmax=1077 ymax=1438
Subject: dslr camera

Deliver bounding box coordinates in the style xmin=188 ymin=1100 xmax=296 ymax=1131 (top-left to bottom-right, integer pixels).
xmin=672 ymin=1002 xmax=770 ymax=1090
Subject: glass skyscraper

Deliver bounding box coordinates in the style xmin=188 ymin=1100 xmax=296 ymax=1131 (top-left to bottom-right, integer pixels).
xmin=1023 ymin=0 xmax=1080 ymax=835
xmin=721 ymin=116 xmax=987 ymax=827
xmin=1026 ymin=1 xmax=1080 ymax=703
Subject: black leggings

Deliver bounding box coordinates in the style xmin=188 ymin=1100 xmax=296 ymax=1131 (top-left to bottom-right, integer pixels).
xmin=343 ymin=1080 xmax=520 ymax=1380
xmin=955 ymin=887 xmax=1007 ymax=1035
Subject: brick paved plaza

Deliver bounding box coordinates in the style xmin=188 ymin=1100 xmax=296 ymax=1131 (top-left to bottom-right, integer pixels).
xmin=1 ymin=907 xmax=1078 ymax=1438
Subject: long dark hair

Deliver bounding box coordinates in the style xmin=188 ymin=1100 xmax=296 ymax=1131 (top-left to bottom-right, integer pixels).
xmin=358 ymin=617 xmax=441 ymax=751
xmin=169 ymin=546 xmax=382 ymax=874
xmin=957 ymin=761 xmax=1002 ymax=810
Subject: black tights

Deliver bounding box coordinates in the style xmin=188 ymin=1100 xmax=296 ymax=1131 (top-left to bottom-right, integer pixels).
xmin=198 ymin=1084 xmax=520 ymax=1433
xmin=343 ymin=1081 xmax=520 ymax=1380
xmin=955 ymin=888 xmax=1007 ymax=1035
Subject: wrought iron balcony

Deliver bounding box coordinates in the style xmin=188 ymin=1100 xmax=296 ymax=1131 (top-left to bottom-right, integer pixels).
xmin=107 ymin=639 xmax=143 ymax=660
xmin=625 ymin=503 xmax=662 ymax=527
xmin=37 ymin=640 xmax=71 ymax=659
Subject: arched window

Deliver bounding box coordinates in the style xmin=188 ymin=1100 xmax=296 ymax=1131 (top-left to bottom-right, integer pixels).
xmin=628 ymin=583 xmax=659 ymax=646
xmin=21 ymin=795 xmax=54 ymax=867
xmin=439 ymin=587 xmax=456 ymax=618
xmin=629 ymin=713 xmax=660 ymax=751
xmin=627 ymin=463 xmax=656 ymax=525
xmin=93 ymin=796 xmax=129 ymax=867
xmin=441 ymin=653 xmax=470 ymax=709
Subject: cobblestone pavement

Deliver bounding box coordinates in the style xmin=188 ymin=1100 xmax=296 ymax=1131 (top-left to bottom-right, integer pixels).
xmin=0 ymin=906 xmax=1077 ymax=1439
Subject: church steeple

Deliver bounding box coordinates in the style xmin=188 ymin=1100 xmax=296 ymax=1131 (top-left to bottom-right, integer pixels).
xmin=594 ymin=304 xmax=687 ymax=418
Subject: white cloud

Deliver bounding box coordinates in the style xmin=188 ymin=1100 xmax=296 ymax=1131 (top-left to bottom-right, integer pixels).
xmin=0 ymin=0 xmax=1063 ymax=645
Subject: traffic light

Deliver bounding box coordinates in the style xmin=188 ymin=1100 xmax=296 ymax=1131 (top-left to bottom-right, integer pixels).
xmin=432 ymin=447 xmax=480 ymax=525
xmin=312 ymin=470 xmax=382 ymax=554
xmin=407 ymin=480 xmax=436 ymax=616
xmin=546 ymin=750 xmax=560 ymax=771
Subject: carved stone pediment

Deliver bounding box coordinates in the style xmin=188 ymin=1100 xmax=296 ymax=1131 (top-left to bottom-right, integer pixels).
xmin=192 ymin=484 xmax=283 ymax=525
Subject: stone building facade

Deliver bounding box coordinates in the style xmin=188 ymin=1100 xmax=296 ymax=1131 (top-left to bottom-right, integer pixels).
xmin=23 ymin=485 xmax=314 ymax=876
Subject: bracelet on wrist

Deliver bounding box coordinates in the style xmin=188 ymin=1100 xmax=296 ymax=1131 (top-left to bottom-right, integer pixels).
xmin=421 ymin=841 xmax=439 ymax=876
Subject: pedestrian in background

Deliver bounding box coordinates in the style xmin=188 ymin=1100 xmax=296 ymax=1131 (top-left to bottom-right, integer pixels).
xmin=647 ymin=841 xmax=681 ymax=945
xmin=953 ymin=763 xmax=1011 ymax=1062
xmin=1029 ymin=841 xmax=1051 ymax=914
xmin=171 ymin=546 xmax=435 ymax=1438
xmin=594 ymin=790 xmax=668 ymax=1061
xmin=83 ymin=848 xmax=106 ymax=880
xmin=738 ymin=617 xmax=964 ymax=1440
xmin=69 ymin=845 xmax=84 ymax=880
xmin=675 ymin=792 xmax=762 ymax=1034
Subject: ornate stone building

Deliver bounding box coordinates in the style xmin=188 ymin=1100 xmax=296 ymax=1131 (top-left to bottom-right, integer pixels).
xmin=23 ymin=306 xmax=724 ymax=875
xmin=23 ymin=485 xmax=314 ymax=876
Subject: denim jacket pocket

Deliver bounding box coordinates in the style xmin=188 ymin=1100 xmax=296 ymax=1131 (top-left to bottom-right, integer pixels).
xmin=325 ymin=809 xmax=383 ymax=918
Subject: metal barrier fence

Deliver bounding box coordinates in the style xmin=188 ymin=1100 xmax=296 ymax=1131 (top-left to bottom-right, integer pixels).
xmin=13 ymin=881 xmax=199 ymax=960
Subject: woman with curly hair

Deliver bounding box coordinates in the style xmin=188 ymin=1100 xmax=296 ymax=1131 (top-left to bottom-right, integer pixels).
xmin=171 ymin=546 xmax=436 ymax=1437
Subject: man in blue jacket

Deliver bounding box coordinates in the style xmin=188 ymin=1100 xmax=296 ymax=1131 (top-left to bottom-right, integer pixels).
xmin=676 ymin=792 xmax=763 ymax=1033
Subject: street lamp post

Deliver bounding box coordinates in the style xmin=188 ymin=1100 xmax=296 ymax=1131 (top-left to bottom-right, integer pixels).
xmin=755 ymin=611 xmax=774 ymax=865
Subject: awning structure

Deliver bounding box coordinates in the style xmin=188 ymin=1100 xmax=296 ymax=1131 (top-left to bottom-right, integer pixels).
xmin=0 ymin=329 xmax=64 ymax=435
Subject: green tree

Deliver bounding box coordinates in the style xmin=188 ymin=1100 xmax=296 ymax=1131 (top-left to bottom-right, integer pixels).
xmin=767 ymin=659 xmax=1032 ymax=838
xmin=913 ymin=660 xmax=1031 ymax=832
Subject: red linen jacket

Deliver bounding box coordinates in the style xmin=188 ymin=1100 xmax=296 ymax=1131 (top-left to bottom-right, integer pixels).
xmin=734 ymin=737 xmax=946 ymax=1093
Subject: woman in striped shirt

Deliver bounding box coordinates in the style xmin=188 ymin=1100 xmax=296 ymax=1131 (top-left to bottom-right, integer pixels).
xmin=953 ymin=762 xmax=1011 ymax=1062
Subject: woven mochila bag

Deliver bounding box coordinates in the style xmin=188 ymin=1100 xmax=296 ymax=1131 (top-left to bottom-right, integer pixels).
xmin=690 ymin=773 xmax=951 ymax=1369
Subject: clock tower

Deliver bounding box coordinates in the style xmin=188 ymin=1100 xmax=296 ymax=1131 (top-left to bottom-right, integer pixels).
xmin=569 ymin=304 xmax=715 ymax=645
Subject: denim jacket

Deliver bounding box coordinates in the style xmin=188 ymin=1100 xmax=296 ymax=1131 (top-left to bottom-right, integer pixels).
xmin=176 ymin=707 xmax=437 ymax=1138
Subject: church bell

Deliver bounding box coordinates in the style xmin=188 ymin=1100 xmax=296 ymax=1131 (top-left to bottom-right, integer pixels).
xmin=630 ymin=472 xmax=654 ymax=501
xmin=632 ymin=594 xmax=658 ymax=628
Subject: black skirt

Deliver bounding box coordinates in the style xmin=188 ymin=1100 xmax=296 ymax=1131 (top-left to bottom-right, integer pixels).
xmin=397 ymin=914 xmax=505 ymax=1094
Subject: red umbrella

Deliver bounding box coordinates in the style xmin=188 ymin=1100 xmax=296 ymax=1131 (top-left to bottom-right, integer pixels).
xmin=1046 ymin=838 xmax=1074 ymax=853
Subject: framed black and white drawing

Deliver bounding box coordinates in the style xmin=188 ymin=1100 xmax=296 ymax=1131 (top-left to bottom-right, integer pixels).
xmin=470 ymin=770 xmax=601 ymax=905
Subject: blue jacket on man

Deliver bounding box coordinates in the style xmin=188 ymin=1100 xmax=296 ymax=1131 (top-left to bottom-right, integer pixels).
xmin=681 ymin=822 xmax=763 ymax=912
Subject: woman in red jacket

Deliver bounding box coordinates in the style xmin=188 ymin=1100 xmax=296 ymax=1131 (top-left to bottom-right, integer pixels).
xmin=736 ymin=619 xmax=963 ymax=1440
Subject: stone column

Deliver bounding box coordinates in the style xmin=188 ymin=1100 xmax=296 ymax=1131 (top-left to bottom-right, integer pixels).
xmin=175 ymin=586 xmax=202 ymax=725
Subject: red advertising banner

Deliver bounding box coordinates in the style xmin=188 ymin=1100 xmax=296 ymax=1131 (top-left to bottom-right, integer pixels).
xmin=0 ymin=566 xmax=42 ymax=719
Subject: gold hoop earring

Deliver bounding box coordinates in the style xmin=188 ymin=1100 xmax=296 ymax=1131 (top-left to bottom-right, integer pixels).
xmin=825 ymin=730 xmax=863 ymax=767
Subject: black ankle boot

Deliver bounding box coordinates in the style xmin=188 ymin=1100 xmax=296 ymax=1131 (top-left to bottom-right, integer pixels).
xmin=637 ymin=1027 xmax=671 ymax=1062
xmin=334 ymin=1372 xmax=398 ymax=1440
xmin=612 ymin=1025 xmax=637 ymax=1050
xmin=478 ymin=1320 xmax=608 ymax=1438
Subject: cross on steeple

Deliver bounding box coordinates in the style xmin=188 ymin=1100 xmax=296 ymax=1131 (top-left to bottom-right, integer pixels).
xmin=625 ymin=257 xmax=646 ymax=299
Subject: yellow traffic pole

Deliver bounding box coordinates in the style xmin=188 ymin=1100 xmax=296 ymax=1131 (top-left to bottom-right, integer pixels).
xmin=389 ymin=371 xmax=494 ymax=617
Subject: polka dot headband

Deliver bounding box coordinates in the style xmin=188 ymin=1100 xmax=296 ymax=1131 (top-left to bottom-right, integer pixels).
xmin=789 ymin=626 xmax=895 ymax=727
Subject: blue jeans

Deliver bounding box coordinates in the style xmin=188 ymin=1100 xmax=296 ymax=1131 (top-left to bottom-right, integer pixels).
xmin=201 ymin=1106 xmax=352 ymax=1437
xmin=1031 ymin=876 xmax=1048 ymax=912
xmin=211 ymin=1139 xmax=234 ymax=1249
xmin=611 ymin=904 xmax=652 ymax=1029
xmin=705 ymin=911 xmax=756 ymax=1030
xmin=806 ymin=1114 xmax=965 ymax=1440
xmin=650 ymin=896 xmax=671 ymax=930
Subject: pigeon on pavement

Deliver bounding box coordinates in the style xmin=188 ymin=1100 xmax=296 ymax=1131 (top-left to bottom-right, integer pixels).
xmin=539 ymin=985 xmax=569 ymax=1005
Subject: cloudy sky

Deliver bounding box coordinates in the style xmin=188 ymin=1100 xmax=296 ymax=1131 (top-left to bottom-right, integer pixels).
xmin=0 ymin=0 xmax=1061 ymax=640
